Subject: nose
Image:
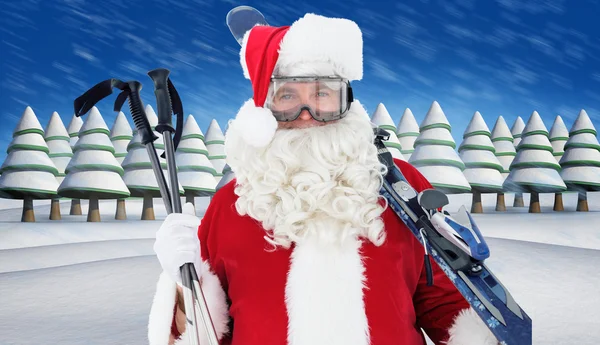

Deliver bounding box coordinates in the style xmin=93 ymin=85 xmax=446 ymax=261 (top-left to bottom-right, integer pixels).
xmin=298 ymin=108 xmax=312 ymax=121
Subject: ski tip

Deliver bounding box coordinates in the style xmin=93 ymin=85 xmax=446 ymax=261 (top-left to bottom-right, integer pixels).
xmin=226 ymin=5 xmax=269 ymax=46
xmin=226 ymin=5 xmax=260 ymax=18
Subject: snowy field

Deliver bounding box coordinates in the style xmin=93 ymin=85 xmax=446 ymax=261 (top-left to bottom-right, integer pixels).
xmin=1 ymin=192 xmax=599 ymax=344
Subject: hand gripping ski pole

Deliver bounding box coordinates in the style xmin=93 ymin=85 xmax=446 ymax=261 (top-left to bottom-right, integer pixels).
xmin=148 ymin=68 xmax=220 ymax=345
xmin=74 ymin=74 xmax=219 ymax=345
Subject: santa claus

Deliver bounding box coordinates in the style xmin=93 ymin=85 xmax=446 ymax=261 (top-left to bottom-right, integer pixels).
xmin=148 ymin=12 xmax=499 ymax=345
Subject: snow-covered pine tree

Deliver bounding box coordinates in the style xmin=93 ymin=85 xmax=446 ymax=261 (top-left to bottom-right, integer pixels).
xmin=175 ymin=115 xmax=217 ymax=210
xmin=44 ymin=111 xmax=73 ymax=220
xmin=0 ymin=106 xmax=59 ymax=222
xmin=409 ymin=101 xmax=470 ymax=194
xmin=510 ymin=116 xmax=526 ymax=207
xmin=58 ymin=107 xmax=130 ymax=222
xmin=66 ymin=114 xmax=84 ymax=215
xmin=549 ymin=115 xmax=569 ymax=211
xmin=217 ymin=164 xmax=235 ymax=192
xmin=121 ymin=105 xmax=183 ymax=220
xmin=503 ymin=111 xmax=566 ymax=213
xmin=110 ymin=111 xmax=132 ymax=165
xmin=490 ymin=116 xmax=516 ymax=211
xmin=458 ymin=111 xmax=504 ymax=213
xmin=110 ymin=111 xmax=133 ymax=220
xmin=205 ymin=119 xmax=227 ymax=184
xmin=559 ymin=109 xmax=600 ymax=212
xmin=370 ymin=103 xmax=404 ymax=161
xmin=396 ymin=108 xmax=419 ymax=160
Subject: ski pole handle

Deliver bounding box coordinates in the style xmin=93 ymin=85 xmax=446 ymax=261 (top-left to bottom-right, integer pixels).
xmin=120 ymin=81 xmax=159 ymax=146
xmin=147 ymin=68 xmax=174 ymax=134
xmin=117 ymin=81 xmax=172 ymax=213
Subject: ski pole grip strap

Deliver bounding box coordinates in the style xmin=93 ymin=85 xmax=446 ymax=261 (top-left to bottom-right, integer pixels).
xmin=148 ymin=68 xmax=175 ymax=134
xmin=168 ymin=78 xmax=184 ymax=151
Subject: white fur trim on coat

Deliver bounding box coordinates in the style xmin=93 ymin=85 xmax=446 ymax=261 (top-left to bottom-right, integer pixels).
xmin=240 ymin=13 xmax=363 ymax=81
xmin=148 ymin=263 xmax=230 ymax=345
xmin=285 ymin=236 xmax=370 ymax=345
xmin=445 ymin=308 xmax=499 ymax=345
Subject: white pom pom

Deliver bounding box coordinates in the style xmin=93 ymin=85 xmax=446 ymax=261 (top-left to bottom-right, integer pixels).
xmin=234 ymin=99 xmax=278 ymax=148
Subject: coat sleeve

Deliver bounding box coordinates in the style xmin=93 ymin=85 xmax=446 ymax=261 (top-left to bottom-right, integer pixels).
xmin=394 ymin=160 xmax=498 ymax=345
xmin=147 ymin=187 xmax=232 ymax=345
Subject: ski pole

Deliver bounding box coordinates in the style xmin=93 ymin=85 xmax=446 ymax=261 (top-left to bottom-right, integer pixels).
xmin=147 ymin=68 xmax=220 ymax=345
xmin=73 ymin=79 xmax=172 ymax=212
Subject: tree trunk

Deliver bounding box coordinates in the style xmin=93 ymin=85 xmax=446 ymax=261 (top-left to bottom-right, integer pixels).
xmin=553 ymin=193 xmax=564 ymax=212
xmin=495 ymin=193 xmax=506 ymax=212
xmin=115 ymin=199 xmax=127 ymax=220
xmin=471 ymin=191 xmax=483 ymax=213
xmin=141 ymin=195 xmax=155 ymax=220
xmin=21 ymin=197 xmax=35 ymax=222
xmin=529 ymin=192 xmax=541 ymax=213
xmin=513 ymin=192 xmax=525 ymax=207
xmin=70 ymin=199 xmax=82 ymax=215
xmin=49 ymin=199 xmax=61 ymax=220
xmin=577 ymin=192 xmax=589 ymax=212
xmin=186 ymin=194 xmax=195 ymax=206
xmin=87 ymin=196 xmax=101 ymax=222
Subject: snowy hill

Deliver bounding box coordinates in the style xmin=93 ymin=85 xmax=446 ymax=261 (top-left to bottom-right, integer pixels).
xmin=1 ymin=193 xmax=599 ymax=344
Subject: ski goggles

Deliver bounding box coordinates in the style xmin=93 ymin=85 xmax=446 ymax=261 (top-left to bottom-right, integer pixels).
xmin=265 ymin=76 xmax=354 ymax=122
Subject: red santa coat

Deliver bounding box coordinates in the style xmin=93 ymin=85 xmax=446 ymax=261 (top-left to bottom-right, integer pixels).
xmin=148 ymin=159 xmax=497 ymax=345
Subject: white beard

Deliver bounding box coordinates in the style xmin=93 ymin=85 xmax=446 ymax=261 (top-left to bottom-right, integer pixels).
xmin=224 ymin=101 xmax=388 ymax=248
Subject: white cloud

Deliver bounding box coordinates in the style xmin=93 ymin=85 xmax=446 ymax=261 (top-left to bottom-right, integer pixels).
xmin=555 ymin=105 xmax=580 ymax=121
xmin=52 ymin=61 xmax=74 ymax=74
xmin=445 ymin=24 xmax=480 ymax=41
xmin=442 ymin=3 xmax=465 ymax=19
xmin=521 ymin=34 xmax=558 ymax=58
xmin=191 ymin=40 xmax=217 ymax=52
xmin=564 ymin=43 xmax=586 ymax=62
xmin=548 ymin=72 xmax=573 ymax=90
xmin=496 ymin=0 xmax=565 ymax=14
xmin=453 ymin=85 xmax=476 ymax=99
xmin=72 ymin=44 xmax=97 ymax=62
xmin=367 ymin=58 xmax=400 ymax=83
xmin=487 ymin=27 xmax=518 ymax=48
xmin=32 ymin=74 xmax=61 ymax=89
xmin=449 ymin=68 xmax=475 ymax=81
xmin=496 ymin=57 xmax=539 ymax=85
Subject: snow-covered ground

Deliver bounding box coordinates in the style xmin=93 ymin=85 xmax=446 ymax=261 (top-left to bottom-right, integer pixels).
xmin=1 ymin=192 xmax=599 ymax=344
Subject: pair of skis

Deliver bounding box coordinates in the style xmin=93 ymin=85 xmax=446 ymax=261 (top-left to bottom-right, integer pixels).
xmin=373 ymin=128 xmax=532 ymax=344
xmin=228 ymin=6 xmax=532 ymax=345
xmin=73 ymin=72 xmax=219 ymax=345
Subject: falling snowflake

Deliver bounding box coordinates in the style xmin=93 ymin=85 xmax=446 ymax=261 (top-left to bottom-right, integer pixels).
xmin=487 ymin=317 xmax=500 ymax=329
xmin=437 ymin=260 xmax=457 ymax=281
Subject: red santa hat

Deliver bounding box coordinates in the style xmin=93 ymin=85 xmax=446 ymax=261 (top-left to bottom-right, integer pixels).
xmin=232 ymin=13 xmax=364 ymax=148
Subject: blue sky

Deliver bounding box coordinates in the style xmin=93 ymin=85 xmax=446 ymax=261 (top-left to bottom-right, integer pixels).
xmin=2 ymin=0 xmax=600 ymax=164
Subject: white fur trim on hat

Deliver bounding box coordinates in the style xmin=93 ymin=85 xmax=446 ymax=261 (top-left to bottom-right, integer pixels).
xmin=445 ymin=308 xmax=499 ymax=345
xmin=240 ymin=13 xmax=363 ymax=81
xmin=231 ymin=98 xmax=278 ymax=148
